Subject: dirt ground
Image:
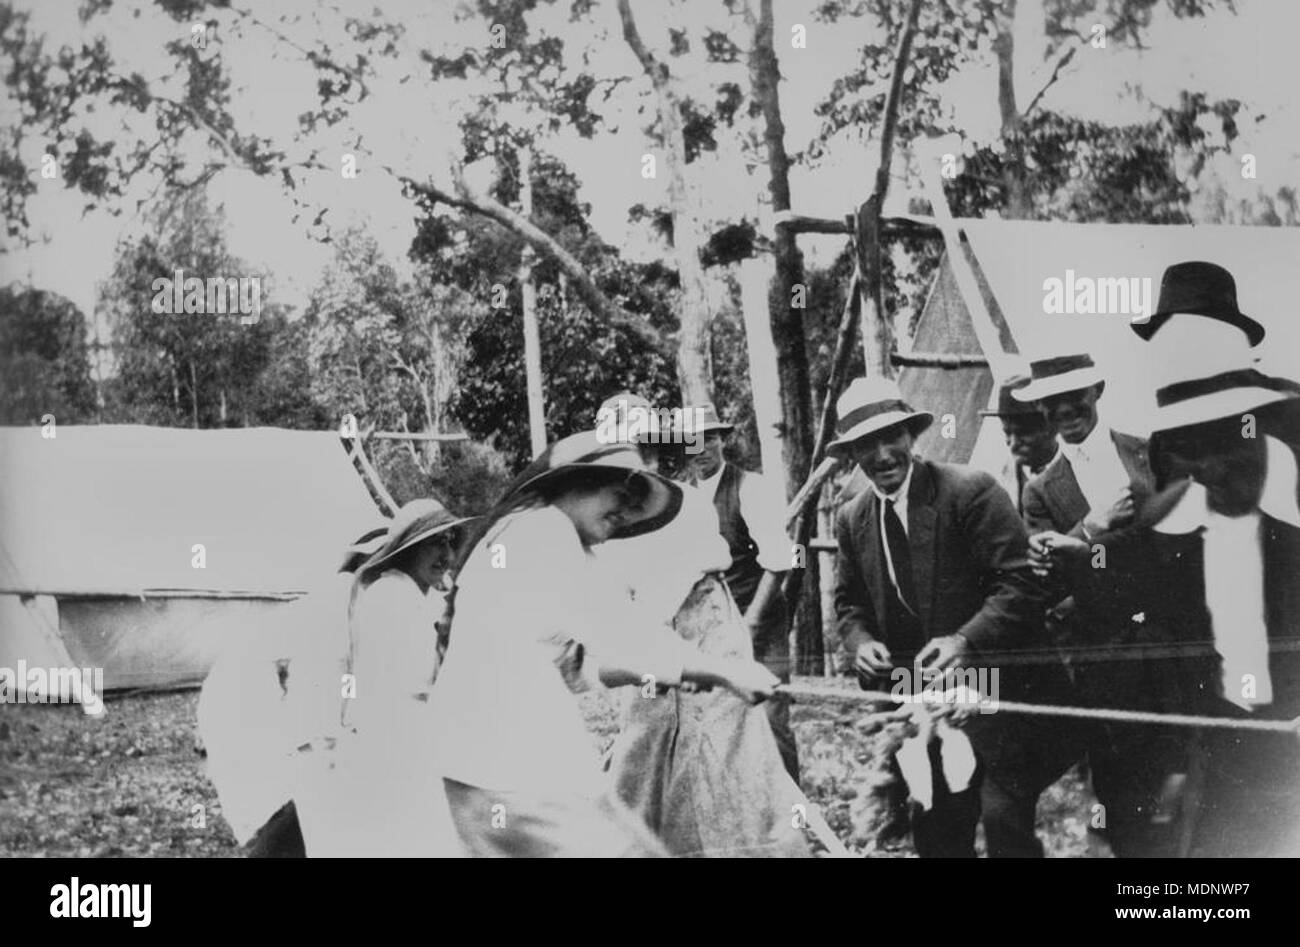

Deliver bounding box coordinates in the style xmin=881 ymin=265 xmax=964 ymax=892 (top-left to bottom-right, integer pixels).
xmin=0 ymin=682 xmax=1097 ymax=858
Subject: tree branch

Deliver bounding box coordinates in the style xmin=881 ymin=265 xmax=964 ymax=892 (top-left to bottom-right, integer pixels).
xmin=402 ymin=174 xmax=662 ymax=349
xmin=1022 ymin=43 xmax=1077 ymax=119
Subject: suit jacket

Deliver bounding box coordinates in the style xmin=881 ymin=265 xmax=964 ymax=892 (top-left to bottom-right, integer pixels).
xmin=833 ymin=458 xmax=1046 ymax=663
xmin=1021 ymin=430 xmax=1155 ymax=641
xmin=1022 ymin=429 xmax=1154 ymax=539
xmin=1088 ymin=507 xmax=1300 ymax=720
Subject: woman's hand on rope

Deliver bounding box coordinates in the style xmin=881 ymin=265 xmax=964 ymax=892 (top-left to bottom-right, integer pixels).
xmin=687 ymin=656 xmax=779 ymax=705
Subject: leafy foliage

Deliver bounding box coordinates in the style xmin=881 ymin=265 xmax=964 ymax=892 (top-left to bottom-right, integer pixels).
xmin=0 ymin=286 xmax=98 ymax=424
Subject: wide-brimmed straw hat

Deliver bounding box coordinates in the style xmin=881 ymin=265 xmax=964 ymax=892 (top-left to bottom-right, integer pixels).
xmin=826 ymin=378 xmax=933 ymax=456
xmin=1151 ymin=367 xmax=1296 ymax=433
xmin=1133 ymin=261 xmax=1265 ymax=346
xmin=979 ymin=374 xmax=1042 ymax=419
xmin=359 ymin=499 xmax=476 ymax=574
xmin=512 ymin=430 xmax=682 ymax=539
xmin=677 ymin=403 xmax=734 ymax=436
xmin=1012 ymin=353 xmax=1106 ymax=403
xmin=338 ymin=525 xmax=390 ymax=573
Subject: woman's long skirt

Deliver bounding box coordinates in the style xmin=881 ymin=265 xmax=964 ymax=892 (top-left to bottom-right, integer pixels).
xmin=604 ymin=574 xmax=816 ymax=857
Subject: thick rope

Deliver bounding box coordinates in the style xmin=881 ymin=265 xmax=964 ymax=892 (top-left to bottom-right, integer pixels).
xmin=775 ymin=682 xmax=1300 ymax=735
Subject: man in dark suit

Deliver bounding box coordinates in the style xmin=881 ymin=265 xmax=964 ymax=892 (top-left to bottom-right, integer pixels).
xmin=830 ymin=377 xmax=1047 ymax=857
xmin=1114 ymin=260 xmax=1300 ymax=855
xmin=1011 ymin=352 xmax=1179 ymax=856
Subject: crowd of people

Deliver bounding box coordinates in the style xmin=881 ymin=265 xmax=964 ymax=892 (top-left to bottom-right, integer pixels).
xmin=200 ymin=259 xmax=1299 ymax=857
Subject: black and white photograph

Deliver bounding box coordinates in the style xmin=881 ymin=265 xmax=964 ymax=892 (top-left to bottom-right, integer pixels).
xmin=0 ymin=0 xmax=1297 ymax=902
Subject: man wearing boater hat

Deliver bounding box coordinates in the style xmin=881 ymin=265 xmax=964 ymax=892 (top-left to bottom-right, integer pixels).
xmin=1107 ymin=259 xmax=1300 ymax=855
xmin=678 ymin=402 xmax=798 ymax=779
xmin=979 ymin=373 xmax=1061 ymax=515
xmin=1081 ymin=363 xmax=1300 ymax=854
xmin=1132 ymin=259 xmax=1300 ymax=467
xmin=829 ymin=377 xmax=1047 ymax=857
xmin=1011 ymin=351 xmax=1174 ymax=856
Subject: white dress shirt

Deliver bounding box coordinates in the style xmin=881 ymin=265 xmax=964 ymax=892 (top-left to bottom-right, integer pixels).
xmin=1154 ymin=435 xmax=1300 ymax=711
xmin=698 ymin=464 xmax=793 ymax=573
xmin=870 ymin=461 xmax=916 ymax=609
xmin=1062 ymin=419 xmax=1131 ymax=518
xmin=597 ymin=481 xmax=731 ymax=627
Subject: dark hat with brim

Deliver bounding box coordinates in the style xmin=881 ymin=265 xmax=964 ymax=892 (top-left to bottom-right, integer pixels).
xmin=678 ymin=403 xmax=734 ymax=436
xmin=512 ymin=430 xmax=683 ymax=539
xmin=826 ymin=377 xmax=933 ymax=456
xmin=979 ymin=374 xmax=1042 ymax=418
xmin=1132 ymin=261 xmax=1265 ymax=346
xmin=1012 ymin=353 xmax=1105 ymax=403
xmin=359 ymin=499 xmax=477 ymax=574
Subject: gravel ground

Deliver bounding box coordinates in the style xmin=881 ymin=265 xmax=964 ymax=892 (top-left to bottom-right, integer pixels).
xmin=0 ymin=682 xmax=1096 ymax=858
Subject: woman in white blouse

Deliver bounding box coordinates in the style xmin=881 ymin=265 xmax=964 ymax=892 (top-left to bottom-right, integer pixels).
xmin=292 ymin=498 xmax=474 ymax=857
xmin=430 ymin=431 xmax=778 ymax=857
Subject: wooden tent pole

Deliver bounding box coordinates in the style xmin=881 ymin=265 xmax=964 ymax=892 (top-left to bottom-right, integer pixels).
xmin=347 ymin=436 xmax=399 ymax=516
xmin=920 ymin=159 xmax=1013 ymax=379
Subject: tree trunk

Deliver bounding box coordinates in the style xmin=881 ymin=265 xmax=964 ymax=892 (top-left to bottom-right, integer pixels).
xmin=189 ymin=360 xmax=199 ymax=429
xmin=995 ymin=0 xmax=1031 ymax=219
xmin=617 ymin=0 xmax=714 ymax=405
xmin=748 ymin=0 xmax=820 ymax=672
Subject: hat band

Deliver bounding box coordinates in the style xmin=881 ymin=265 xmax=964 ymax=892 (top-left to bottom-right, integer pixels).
xmin=1031 ymin=354 xmax=1095 ymax=379
xmin=1156 ymin=368 xmax=1280 ymax=408
xmin=837 ymin=399 xmax=913 ymax=435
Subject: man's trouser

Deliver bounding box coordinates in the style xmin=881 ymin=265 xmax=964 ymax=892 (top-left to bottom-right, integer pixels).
xmin=969 ymin=713 xmax=1082 ymax=858
xmin=966 ymin=660 xmax=1083 ymax=858
xmin=896 ymin=739 xmax=982 ymax=858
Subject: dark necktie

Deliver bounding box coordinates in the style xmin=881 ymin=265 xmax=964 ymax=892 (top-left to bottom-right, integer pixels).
xmin=883 ymin=498 xmax=918 ymax=615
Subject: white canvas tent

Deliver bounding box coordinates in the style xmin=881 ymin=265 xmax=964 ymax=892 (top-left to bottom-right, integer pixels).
xmin=0 ymin=425 xmax=381 ymax=697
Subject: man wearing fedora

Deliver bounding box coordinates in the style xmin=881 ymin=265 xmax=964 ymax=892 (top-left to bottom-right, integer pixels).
xmin=979 ymin=373 xmax=1061 ymax=515
xmin=829 ymin=377 xmax=1047 ymax=857
xmin=678 ymin=403 xmax=798 ymax=779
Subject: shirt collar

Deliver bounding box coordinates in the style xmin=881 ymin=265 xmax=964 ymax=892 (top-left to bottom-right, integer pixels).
xmin=870 ymin=459 xmax=915 ymax=506
xmin=1064 ymin=418 xmax=1109 ymax=463
xmin=1026 ymin=443 xmax=1062 ymax=478
xmin=698 ymin=464 xmax=725 ymax=495
xmin=1154 ymin=435 xmax=1300 ymax=533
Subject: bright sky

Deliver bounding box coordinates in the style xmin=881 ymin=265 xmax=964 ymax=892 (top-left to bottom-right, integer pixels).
xmin=1 ymin=0 xmax=1297 ymax=320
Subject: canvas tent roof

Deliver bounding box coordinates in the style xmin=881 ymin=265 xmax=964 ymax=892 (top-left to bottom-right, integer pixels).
xmin=895 ymin=220 xmax=1300 ymax=476
xmin=0 ymin=425 xmax=381 ymax=596
xmin=0 ymin=426 xmax=382 ymax=694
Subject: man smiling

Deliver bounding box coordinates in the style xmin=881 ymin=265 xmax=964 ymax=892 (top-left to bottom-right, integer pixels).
xmin=1012 ymin=351 xmax=1167 ymax=858
xmin=830 ymin=377 xmax=1046 ymax=857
